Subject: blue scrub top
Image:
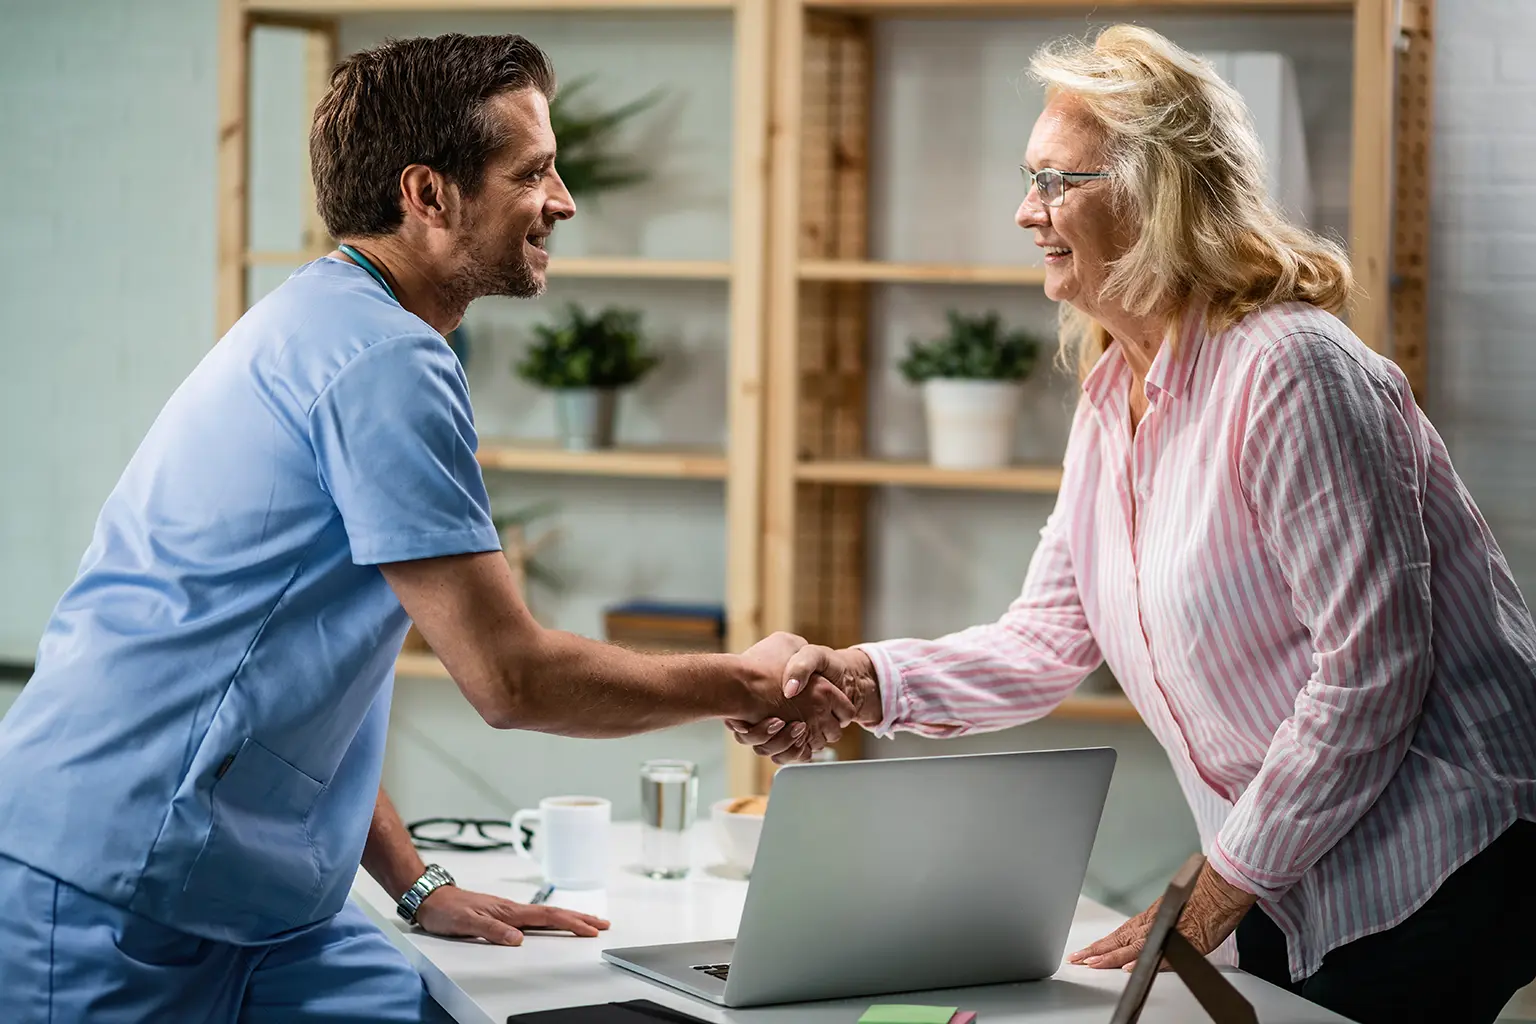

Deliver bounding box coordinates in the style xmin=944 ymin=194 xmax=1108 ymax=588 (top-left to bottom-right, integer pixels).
xmin=0 ymin=258 xmax=500 ymax=943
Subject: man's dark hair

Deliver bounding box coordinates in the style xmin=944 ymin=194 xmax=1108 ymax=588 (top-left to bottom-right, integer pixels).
xmin=310 ymin=33 xmax=556 ymax=239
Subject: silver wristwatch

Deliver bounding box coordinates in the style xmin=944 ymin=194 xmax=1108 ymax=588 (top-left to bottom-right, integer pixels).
xmin=396 ymin=863 xmax=455 ymax=925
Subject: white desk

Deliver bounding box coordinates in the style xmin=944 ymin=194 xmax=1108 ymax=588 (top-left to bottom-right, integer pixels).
xmin=349 ymin=823 xmax=1352 ymax=1024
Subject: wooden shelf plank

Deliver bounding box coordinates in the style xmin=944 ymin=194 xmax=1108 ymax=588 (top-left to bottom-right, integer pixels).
xmin=802 ymin=0 xmax=1348 ymax=11
xmin=1050 ymin=693 xmax=1142 ymax=723
xmin=477 ymin=442 xmax=729 ymax=480
xmin=245 ymin=0 xmax=734 ymax=13
xmin=800 ymin=259 xmax=1047 ymax=286
xmin=244 ymin=251 xmax=732 ymax=281
xmin=396 ymin=650 xmax=451 ymax=679
xmin=546 ymin=257 xmax=733 ymax=280
xmin=797 ymin=458 xmax=1062 ymax=493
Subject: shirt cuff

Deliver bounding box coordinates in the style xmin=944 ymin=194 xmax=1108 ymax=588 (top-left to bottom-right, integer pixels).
xmin=348 ymin=524 xmax=503 ymax=566
xmin=854 ymin=642 xmax=907 ymax=739
xmin=1207 ymin=836 xmax=1286 ymax=902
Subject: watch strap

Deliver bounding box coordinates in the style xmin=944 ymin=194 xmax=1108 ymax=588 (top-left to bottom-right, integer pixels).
xmin=396 ymin=863 xmax=455 ymax=924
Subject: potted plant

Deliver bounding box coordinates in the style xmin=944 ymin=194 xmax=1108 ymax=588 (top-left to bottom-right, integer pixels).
xmin=898 ymin=310 xmax=1042 ymax=470
xmin=515 ymin=303 xmax=661 ymax=450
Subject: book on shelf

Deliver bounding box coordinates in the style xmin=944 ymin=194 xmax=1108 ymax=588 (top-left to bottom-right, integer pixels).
xmin=604 ymin=600 xmax=725 ymax=654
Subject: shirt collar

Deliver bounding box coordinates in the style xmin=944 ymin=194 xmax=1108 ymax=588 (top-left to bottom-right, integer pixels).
xmin=1081 ymin=338 xmax=1130 ymax=417
xmin=1144 ymin=306 xmax=1208 ymax=401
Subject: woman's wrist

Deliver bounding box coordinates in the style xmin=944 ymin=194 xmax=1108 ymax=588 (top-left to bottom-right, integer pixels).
xmin=840 ymin=647 xmax=884 ymax=727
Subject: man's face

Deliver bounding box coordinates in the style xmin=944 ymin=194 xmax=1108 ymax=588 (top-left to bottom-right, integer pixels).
xmin=452 ymin=88 xmax=576 ymax=300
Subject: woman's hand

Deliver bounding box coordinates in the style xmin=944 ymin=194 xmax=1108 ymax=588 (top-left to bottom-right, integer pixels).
xmin=414 ymin=885 xmax=610 ymax=946
xmin=728 ymin=644 xmax=882 ymax=764
xmin=737 ymin=633 xmax=858 ymax=759
xmin=1067 ymin=863 xmax=1256 ymax=971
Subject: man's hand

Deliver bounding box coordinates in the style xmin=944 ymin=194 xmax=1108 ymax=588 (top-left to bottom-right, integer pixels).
xmin=736 ymin=633 xmax=858 ymax=759
xmin=729 ymin=642 xmax=882 ymax=764
xmin=414 ymin=885 xmax=610 ymax=946
xmin=1067 ymin=863 xmax=1256 ymax=971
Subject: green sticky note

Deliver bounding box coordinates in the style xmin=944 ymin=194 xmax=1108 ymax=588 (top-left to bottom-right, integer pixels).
xmin=858 ymin=1005 xmax=958 ymax=1024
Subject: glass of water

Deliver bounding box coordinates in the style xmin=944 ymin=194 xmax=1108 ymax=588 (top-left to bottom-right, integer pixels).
xmin=639 ymin=758 xmax=698 ymax=879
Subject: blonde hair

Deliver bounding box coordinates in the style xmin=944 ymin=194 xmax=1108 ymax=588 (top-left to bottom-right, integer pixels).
xmin=1028 ymin=25 xmax=1353 ymax=380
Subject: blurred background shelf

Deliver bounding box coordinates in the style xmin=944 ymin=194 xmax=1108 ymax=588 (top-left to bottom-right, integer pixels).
xmin=243 ymin=250 xmax=732 ymax=280
xmin=394 ymin=651 xmax=450 ymax=680
xmin=476 ymin=442 xmax=729 ymax=480
xmin=798 ymin=259 xmax=1048 ymax=286
xmin=796 ymin=458 xmax=1062 ymax=492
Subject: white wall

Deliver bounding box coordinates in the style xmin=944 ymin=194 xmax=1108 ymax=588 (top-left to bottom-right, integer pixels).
xmin=0 ymin=0 xmax=217 ymax=660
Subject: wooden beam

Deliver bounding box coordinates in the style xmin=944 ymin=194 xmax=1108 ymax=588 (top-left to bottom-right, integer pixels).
xmin=723 ymin=0 xmax=775 ymax=797
xmin=1348 ymin=0 xmax=1395 ymax=354
xmin=217 ymin=0 xmax=251 ymax=339
xmin=301 ymin=21 xmax=339 ymax=256
xmin=762 ymin=0 xmax=805 ymax=652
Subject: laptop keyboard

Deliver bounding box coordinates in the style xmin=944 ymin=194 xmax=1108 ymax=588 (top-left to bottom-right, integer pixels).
xmin=691 ymin=963 xmax=730 ymax=982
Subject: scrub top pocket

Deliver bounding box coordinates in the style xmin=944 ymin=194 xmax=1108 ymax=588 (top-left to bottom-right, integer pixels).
xmin=181 ymin=738 xmax=326 ymax=928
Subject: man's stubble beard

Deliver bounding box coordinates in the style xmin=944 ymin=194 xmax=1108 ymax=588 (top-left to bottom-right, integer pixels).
xmin=441 ymin=231 xmax=546 ymax=312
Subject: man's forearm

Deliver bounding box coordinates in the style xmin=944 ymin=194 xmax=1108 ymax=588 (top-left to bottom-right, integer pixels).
xmin=506 ymin=630 xmax=766 ymax=737
xmin=381 ymin=553 xmax=780 ymax=737
xmin=363 ymin=787 xmax=428 ymax=901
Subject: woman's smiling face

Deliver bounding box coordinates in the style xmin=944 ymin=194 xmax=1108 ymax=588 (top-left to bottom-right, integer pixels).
xmin=1016 ymin=95 xmax=1132 ymax=319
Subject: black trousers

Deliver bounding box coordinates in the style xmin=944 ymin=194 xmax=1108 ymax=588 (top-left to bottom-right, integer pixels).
xmin=1236 ymin=819 xmax=1536 ymax=1024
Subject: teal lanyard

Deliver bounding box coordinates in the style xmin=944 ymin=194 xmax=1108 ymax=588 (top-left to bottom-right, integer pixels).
xmin=338 ymin=244 xmax=398 ymax=303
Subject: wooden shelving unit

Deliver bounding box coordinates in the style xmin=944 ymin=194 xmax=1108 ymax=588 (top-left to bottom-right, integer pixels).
xmin=759 ymin=0 xmax=1435 ymax=792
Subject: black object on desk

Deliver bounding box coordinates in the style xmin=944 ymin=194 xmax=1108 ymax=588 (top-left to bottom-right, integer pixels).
xmin=507 ymin=999 xmax=712 ymax=1023
xmin=1108 ymin=853 xmax=1257 ymax=1024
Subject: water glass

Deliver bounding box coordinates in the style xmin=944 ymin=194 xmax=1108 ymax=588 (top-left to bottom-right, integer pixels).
xmin=639 ymin=758 xmax=699 ymax=879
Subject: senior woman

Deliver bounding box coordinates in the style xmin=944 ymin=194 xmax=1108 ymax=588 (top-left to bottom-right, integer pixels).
xmin=731 ymin=25 xmax=1536 ymax=1024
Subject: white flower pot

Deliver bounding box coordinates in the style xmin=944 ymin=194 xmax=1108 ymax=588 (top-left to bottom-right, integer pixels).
xmin=921 ymin=379 xmax=1023 ymax=469
xmin=555 ymin=388 xmax=618 ymax=450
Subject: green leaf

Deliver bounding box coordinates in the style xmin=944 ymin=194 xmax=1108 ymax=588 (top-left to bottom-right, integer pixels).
xmin=514 ymin=302 xmax=662 ymax=389
xmin=898 ymin=310 xmax=1043 ymax=384
xmin=549 ymin=75 xmax=664 ymax=199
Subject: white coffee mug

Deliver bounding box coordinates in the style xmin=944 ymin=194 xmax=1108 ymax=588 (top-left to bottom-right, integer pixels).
xmin=510 ymin=796 xmax=611 ymax=889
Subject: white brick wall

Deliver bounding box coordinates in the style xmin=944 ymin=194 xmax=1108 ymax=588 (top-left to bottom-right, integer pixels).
xmin=1430 ymin=0 xmax=1536 ymax=614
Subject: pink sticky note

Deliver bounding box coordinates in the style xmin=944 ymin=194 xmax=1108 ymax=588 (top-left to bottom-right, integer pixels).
xmin=949 ymin=1014 xmax=977 ymax=1024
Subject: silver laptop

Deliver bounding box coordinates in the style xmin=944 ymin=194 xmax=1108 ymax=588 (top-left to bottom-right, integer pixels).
xmin=603 ymin=747 xmax=1116 ymax=1007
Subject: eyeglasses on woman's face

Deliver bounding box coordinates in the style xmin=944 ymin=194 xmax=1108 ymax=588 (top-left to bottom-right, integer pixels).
xmin=1019 ymin=165 xmax=1110 ymax=208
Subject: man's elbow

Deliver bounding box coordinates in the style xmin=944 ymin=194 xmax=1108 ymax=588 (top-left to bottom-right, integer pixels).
xmin=468 ymin=662 xmax=531 ymax=730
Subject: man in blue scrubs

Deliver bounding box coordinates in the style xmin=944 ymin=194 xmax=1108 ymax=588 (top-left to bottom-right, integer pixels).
xmin=0 ymin=33 xmax=854 ymax=1023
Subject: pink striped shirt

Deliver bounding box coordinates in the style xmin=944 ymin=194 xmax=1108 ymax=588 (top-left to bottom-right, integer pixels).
xmin=862 ymin=302 xmax=1536 ymax=981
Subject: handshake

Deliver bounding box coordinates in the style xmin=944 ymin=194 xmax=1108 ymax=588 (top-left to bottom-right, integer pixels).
xmin=726 ymin=632 xmax=884 ymax=765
